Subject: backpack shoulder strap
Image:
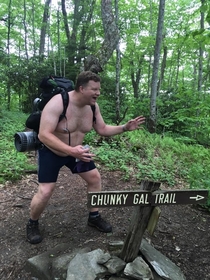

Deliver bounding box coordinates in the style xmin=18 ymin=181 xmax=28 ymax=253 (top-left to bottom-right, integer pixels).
xmin=58 ymin=92 xmax=95 ymax=123
xmin=91 ymin=105 xmax=96 ymax=123
xmin=59 ymin=90 xmax=69 ymax=122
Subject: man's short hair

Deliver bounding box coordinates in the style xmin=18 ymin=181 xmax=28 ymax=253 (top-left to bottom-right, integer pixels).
xmin=75 ymin=71 xmax=101 ymax=91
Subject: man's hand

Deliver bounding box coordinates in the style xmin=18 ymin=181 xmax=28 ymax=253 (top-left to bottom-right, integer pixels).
xmin=70 ymin=145 xmax=95 ymax=162
xmin=124 ymin=116 xmax=145 ymax=131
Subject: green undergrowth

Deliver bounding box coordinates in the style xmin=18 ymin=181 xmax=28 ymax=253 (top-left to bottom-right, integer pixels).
xmin=0 ymin=110 xmax=36 ymax=183
xmin=1 ymin=110 xmax=210 ymax=209
xmin=85 ymin=129 xmax=210 ymax=209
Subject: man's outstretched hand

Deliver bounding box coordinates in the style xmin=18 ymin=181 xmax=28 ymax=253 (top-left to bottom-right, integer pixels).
xmin=124 ymin=116 xmax=145 ymax=131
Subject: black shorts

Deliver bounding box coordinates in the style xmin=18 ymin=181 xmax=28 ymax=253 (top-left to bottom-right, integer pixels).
xmin=38 ymin=146 xmax=96 ymax=183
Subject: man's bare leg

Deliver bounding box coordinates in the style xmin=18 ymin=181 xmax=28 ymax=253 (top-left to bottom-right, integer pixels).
xmin=79 ymin=168 xmax=112 ymax=233
xmin=30 ymin=183 xmax=56 ymax=219
xmin=27 ymin=183 xmax=56 ymax=244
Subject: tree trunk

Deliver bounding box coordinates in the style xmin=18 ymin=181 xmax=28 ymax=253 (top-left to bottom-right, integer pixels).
xmin=195 ymin=0 xmax=205 ymax=138
xmin=23 ymin=0 xmax=29 ymax=60
xmin=175 ymin=47 xmax=181 ymax=87
xmin=31 ymin=0 xmax=36 ymax=57
xmin=157 ymin=45 xmax=167 ymax=92
xmin=147 ymin=0 xmax=154 ymax=97
xmin=6 ymin=0 xmax=12 ymax=111
xmin=84 ymin=0 xmax=120 ymax=72
xmin=198 ymin=0 xmax=204 ymax=92
xmin=130 ymin=54 xmax=144 ymax=99
xmin=61 ymin=0 xmax=71 ymax=47
xmin=61 ymin=0 xmax=75 ymax=67
xmin=99 ymin=0 xmax=120 ymax=66
xmin=76 ymin=0 xmax=96 ymax=66
xmin=57 ymin=8 xmax=61 ymax=76
xmin=115 ymin=0 xmax=121 ymax=124
xmin=61 ymin=0 xmax=96 ymax=79
xmin=39 ymin=0 xmax=51 ymax=59
xmin=149 ymin=0 xmax=165 ymax=133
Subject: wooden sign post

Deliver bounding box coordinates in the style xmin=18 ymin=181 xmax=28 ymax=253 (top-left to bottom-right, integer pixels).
xmin=87 ymin=181 xmax=208 ymax=263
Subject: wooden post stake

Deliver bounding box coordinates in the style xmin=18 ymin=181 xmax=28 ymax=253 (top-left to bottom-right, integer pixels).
xmin=119 ymin=180 xmax=161 ymax=263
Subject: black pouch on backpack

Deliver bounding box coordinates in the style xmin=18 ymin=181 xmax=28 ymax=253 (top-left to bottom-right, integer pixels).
xmin=25 ymin=111 xmax=41 ymax=133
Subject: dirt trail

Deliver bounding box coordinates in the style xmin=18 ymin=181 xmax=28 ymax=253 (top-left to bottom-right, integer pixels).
xmin=0 ymin=166 xmax=210 ymax=279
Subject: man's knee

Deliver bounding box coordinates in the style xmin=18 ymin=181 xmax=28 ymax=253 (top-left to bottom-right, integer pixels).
xmin=91 ymin=169 xmax=101 ymax=181
xmin=79 ymin=168 xmax=101 ymax=186
xmin=37 ymin=183 xmax=56 ymax=202
xmin=88 ymin=169 xmax=101 ymax=184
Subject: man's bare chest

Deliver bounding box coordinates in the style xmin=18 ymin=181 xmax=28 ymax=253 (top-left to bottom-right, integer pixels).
xmin=57 ymin=105 xmax=93 ymax=133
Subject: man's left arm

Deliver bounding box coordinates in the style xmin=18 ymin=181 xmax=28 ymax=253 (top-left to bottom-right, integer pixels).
xmin=93 ymin=104 xmax=145 ymax=136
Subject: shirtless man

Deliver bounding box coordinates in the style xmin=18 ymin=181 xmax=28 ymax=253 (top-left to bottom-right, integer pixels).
xmin=26 ymin=71 xmax=145 ymax=244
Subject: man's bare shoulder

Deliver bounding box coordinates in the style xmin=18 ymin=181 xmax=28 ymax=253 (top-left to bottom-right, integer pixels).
xmin=44 ymin=93 xmax=64 ymax=112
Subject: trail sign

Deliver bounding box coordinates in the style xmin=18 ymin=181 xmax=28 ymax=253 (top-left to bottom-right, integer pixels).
xmin=88 ymin=189 xmax=208 ymax=208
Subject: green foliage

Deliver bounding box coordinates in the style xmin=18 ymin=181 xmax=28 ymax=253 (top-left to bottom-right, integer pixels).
xmin=1 ymin=110 xmax=210 ymax=209
xmin=85 ymin=129 xmax=210 ymax=209
xmin=157 ymin=88 xmax=210 ymax=145
xmin=0 ymin=110 xmax=36 ymax=183
xmin=1 ymin=0 xmax=210 ymax=209
xmin=1 ymin=0 xmax=210 ymax=147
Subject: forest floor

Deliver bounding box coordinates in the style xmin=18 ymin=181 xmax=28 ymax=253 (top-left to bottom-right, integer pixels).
xmin=0 ymin=160 xmax=210 ymax=280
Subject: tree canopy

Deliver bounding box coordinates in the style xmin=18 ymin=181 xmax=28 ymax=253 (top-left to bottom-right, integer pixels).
xmin=1 ymin=0 xmax=210 ymax=145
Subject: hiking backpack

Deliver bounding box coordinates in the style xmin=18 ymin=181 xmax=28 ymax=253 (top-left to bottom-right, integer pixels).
xmin=25 ymin=76 xmax=74 ymax=133
xmin=25 ymin=75 xmax=96 ymax=134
